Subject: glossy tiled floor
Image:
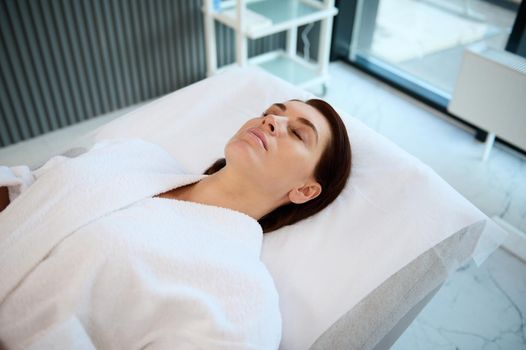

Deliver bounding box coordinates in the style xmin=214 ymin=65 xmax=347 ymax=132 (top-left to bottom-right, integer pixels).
xmin=1 ymin=61 xmax=525 ymax=349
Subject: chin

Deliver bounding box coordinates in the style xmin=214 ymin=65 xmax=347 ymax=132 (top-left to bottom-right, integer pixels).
xmin=225 ymin=139 xmax=265 ymax=172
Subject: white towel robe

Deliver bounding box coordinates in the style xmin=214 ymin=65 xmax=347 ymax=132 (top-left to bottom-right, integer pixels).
xmin=0 ymin=139 xmax=282 ymax=350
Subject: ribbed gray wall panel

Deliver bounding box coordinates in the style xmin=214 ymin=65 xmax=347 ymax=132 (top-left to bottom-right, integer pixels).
xmin=0 ymin=0 xmax=285 ymax=147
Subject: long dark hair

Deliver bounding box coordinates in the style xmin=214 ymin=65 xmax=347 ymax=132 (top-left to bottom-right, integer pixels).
xmin=204 ymin=99 xmax=352 ymax=233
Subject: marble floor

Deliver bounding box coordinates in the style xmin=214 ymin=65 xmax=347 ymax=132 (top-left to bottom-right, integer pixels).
xmin=1 ymin=61 xmax=525 ymax=349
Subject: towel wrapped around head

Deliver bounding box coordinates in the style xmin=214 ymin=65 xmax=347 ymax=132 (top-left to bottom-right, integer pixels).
xmin=0 ymin=138 xmax=282 ymax=349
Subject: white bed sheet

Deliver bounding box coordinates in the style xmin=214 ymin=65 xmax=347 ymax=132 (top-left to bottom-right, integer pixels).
xmin=84 ymin=66 xmax=506 ymax=349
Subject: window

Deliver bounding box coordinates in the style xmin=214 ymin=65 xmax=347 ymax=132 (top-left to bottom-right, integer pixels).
xmin=332 ymin=0 xmax=523 ymax=108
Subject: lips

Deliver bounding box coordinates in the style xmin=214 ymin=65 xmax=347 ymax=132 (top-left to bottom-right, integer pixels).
xmin=248 ymin=128 xmax=268 ymax=151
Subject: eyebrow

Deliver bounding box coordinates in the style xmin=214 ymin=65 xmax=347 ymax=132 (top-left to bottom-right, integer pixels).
xmin=273 ymin=103 xmax=286 ymax=111
xmin=269 ymin=103 xmax=319 ymax=145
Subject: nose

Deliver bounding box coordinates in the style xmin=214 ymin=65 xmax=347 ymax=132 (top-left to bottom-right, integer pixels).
xmin=261 ymin=114 xmax=282 ymax=136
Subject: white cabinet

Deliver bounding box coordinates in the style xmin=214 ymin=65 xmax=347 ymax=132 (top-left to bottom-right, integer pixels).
xmin=448 ymin=45 xmax=526 ymax=160
xmin=202 ymin=0 xmax=338 ymax=92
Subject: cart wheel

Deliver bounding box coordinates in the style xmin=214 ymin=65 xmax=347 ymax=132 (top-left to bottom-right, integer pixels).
xmin=310 ymin=84 xmax=328 ymax=97
xmin=321 ymin=83 xmax=328 ymax=97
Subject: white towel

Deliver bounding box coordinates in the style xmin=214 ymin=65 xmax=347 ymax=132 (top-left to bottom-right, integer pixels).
xmin=0 ymin=138 xmax=281 ymax=349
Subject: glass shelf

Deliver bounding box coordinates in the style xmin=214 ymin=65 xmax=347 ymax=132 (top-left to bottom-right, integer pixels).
xmin=212 ymin=0 xmax=337 ymax=39
xmin=251 ymin=51 xmax=321 ymax=87
xmin=247 ymin=0 xmax=320 ymax=25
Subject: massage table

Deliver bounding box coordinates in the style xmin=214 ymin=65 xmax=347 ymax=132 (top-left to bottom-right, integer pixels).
xmin=44 ymin=66 xmax=505 ymax=349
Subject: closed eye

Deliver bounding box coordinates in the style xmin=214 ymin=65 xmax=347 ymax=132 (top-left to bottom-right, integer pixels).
xmin=290 ymin=128 xmax=303 ymax=141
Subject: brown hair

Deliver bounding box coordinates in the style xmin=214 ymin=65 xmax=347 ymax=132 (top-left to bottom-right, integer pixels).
xmin=204 ymin=99 xmax=352 ymax=233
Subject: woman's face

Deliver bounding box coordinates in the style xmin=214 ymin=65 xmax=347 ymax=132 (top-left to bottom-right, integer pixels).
xmin=225 ymin=100 xmax=332 ymax=204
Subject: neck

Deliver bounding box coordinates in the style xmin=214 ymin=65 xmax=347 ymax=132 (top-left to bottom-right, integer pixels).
xmin=175 ymin=167 xmax=285 ymax=220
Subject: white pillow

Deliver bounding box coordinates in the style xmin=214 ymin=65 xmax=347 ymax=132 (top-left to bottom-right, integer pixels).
xmin=88 ymin=66 xmax=504 ymax=349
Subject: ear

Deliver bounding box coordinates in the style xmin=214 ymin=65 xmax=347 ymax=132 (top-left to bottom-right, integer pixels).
xmin=288 ymin=182 xmax=322 ymax=204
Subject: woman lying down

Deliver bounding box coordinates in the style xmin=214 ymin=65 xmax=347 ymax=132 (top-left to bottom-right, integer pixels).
xmin=0 ymin=99 xmax=351 ymax=349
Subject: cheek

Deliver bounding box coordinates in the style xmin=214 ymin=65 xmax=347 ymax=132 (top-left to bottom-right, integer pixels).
xmin=272 ymin=144 xmax=316 ymax=177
